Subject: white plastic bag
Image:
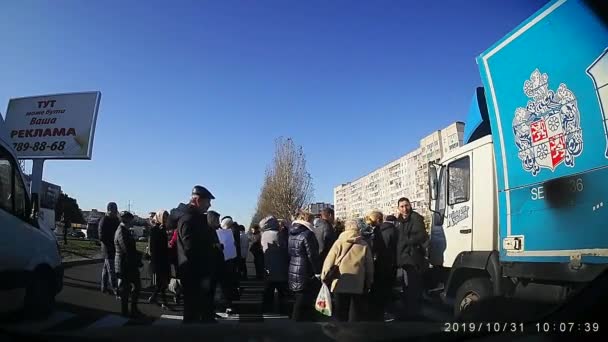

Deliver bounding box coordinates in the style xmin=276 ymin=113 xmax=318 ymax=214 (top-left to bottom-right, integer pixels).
xmin=315 ymin=283 xmax=333 ymax=316
xmin=168 ymin=278 xmax=182 ymax=294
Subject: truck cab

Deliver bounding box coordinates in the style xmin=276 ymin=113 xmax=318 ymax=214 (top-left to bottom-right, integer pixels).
xmin=429 ymin=133 xmax=496 ymax=270
xmin=428 ymin=0 xmax=608 ymax=317
xmin=0 ymin=115 xmax=63 ymax=319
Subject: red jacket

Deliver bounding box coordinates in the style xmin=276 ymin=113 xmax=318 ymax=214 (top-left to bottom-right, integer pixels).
xmin=168 ymin=229 xmax=179 ymax=262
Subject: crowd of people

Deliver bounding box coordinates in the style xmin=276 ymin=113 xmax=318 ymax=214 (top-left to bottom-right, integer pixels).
xmin=95 ymin=185 xmax=429 ymax=324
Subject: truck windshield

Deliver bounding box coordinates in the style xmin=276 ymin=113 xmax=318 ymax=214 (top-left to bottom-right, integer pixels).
xmin=0 ymin=152 xmax=12 ymax=212
xmin=0 ymin=146 xmax=29 ymax=220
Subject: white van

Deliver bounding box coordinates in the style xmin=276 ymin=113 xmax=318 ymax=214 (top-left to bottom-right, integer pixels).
xmin=0 ymin=117 xmax=63 ymax=318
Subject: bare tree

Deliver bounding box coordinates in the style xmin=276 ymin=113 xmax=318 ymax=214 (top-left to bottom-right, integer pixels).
xmin=252 ymin=137 xmax=314 ymax=224
xmin=251 ymin=172 xmax=272 ymax=227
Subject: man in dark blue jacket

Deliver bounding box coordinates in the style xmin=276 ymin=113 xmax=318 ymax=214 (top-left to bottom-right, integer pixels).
xmin=177 ymin=185 xmax=217 ymax=324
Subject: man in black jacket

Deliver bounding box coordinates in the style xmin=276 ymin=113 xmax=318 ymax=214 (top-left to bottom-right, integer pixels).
xmin=395 ymin=197 xmax=428 ymax=320
xmin=177 ymin=185 xmax=217 ymax=324
xmin=312 ymin=208 xmax=336 ymax=264
xmin=98 ymin=202 xmax=120 ymax=296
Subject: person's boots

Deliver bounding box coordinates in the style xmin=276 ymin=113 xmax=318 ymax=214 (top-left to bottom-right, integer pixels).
xmin=120 ymin=296 xmax=130 ymax=317
xmin=160 ymin=292 xmax=169 ymax=310
xmin=147 ymin=292 xmax=157 ymax=304
xmin=130 ymin=304 xmax=144 ymax=319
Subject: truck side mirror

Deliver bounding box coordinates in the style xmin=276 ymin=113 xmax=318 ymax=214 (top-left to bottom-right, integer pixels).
xmin=429 ymin=164 xmax=438 ymax=200
xmin=433 ymin=211 xmax=444 ymax=226
xmin=29 ymin=193 xmax=40 ymax=225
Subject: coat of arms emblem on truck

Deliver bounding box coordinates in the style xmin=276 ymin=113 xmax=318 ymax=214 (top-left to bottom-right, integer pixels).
xmin=512 ymin=69 xmax=583 ymax=176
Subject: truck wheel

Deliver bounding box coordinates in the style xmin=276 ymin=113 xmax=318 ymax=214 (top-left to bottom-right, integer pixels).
xmin=454 ymin=277 xmax=492 ymax=318
xmin=24 ymin=269 xmax=55 ymax=319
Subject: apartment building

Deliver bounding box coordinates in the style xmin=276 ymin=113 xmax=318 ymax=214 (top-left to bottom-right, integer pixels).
xmin=334 ymin=122 xmax=464 ymax=221
xmin=306 ymin=202 xmax=334 ymax=216
xmin=333 ymin=148 xmax=421 ymax=220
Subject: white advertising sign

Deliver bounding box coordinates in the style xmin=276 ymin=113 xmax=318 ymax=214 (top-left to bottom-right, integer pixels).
xmin=4 ymin=92 xmax=101 ymax=159
xmin=217 ymin=229 xmax=237 ymax=260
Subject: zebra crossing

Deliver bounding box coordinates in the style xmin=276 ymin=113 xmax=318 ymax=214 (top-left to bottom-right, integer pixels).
xmin=0 ymin=310 xmax=291 ymax=333
xmin=0 ymin=277 xmax=291 ymax=334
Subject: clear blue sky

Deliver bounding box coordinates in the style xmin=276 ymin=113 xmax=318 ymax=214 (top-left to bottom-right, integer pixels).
xmin=0 ymin=0 xmax=548 ymax=224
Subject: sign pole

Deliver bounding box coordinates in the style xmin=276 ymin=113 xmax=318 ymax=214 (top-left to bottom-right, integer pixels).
xmin=30 ymin=159 xmax=45 ymax=214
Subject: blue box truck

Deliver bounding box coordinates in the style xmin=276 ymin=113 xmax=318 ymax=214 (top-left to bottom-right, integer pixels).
xmin=428 ymin=0 xmax=608 ymax=317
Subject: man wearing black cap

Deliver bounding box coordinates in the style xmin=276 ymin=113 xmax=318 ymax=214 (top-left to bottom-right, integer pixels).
xmin=99 ymin=202 xmax=120 ymax=296
xmin=177 ymin=185 xmax=217 ymax=323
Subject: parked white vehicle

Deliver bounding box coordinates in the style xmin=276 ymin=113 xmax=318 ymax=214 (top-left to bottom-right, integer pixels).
xmin=129 ymin=226 xmax=146 ymax=239
xmin=0 ymin=116 xmax=63 ymax=318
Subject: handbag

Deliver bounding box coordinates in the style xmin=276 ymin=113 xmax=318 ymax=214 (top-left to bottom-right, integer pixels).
xmin=323 ymin=242 xmax=355 ymax=285
xmin=143 ymin=245 xmax=151 ymax=261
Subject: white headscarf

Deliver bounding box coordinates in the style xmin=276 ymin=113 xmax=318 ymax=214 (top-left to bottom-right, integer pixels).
xmin=154 ymin=210 xmax=168 ymax=226
xmin=221 ymin=217 xmax=234 ymax=229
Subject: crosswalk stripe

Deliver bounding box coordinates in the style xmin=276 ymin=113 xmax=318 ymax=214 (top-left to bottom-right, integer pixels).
xmin=182 ymin=312 xmax=289 ymax=320
xmin=235 ymin=314 xmax=288 ymax=318
xmin=1 ymin=311 xmax=75 ymax=333
xmin=221 ymin=314 xmax=289 ymax=320
xmin=153 ymin=315 xmax=182 ymax=326
xmin=159 ymin=314 xmax=182 ymax=320
xmin=85 ymin=314 xmax=129 ymax=329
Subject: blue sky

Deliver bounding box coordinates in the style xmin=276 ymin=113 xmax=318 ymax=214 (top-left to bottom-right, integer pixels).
xmin=0 ymin=0 xmax=548 ymax=224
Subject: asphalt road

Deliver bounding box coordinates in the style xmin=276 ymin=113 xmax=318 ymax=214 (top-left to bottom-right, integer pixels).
xmin=0 ymin=260 xmax=452 ymax=335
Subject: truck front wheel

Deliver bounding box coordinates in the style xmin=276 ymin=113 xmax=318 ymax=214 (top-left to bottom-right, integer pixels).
xmin=454 ymin=277 xmax=492 ymax=318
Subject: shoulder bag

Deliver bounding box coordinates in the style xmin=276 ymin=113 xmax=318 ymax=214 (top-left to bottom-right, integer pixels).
xmin=323 ymin=242 xmax=355 ymax=286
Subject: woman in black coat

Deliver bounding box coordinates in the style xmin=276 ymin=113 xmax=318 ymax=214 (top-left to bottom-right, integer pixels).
xmin=114 ymin=211 xmax=144 ymax=318
xmin=147 ymin=210 xmax=171 ymax=308
xmin=288 ymin=212 xmax=321 ymax=321
xmin=249 ymin=225 xmax=265 ymax=280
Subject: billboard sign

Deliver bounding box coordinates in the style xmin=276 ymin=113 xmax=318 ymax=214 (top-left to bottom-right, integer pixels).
xmin=4 ymin=92 xmax=101 ymax=159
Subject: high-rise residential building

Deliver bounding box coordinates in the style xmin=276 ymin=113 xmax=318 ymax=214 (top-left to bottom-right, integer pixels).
xmin=334 ymin=122 xmax=465 ymax=221
xmin=306 ymin=202 xmax=334 ymax=216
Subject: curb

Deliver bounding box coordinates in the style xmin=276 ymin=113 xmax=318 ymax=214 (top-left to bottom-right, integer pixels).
xmin=62 ymin=257 xmax=104 ymax=268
